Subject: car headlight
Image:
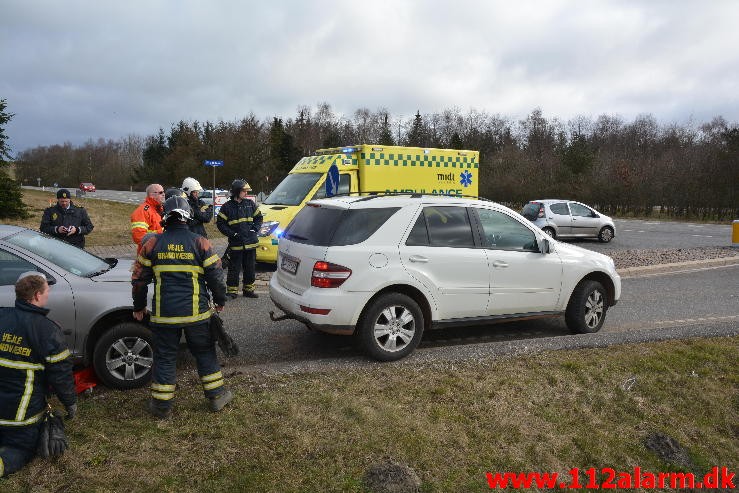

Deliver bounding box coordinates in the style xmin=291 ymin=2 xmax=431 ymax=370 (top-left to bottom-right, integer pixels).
xmin=258 ymin=221 xmax=280 ymax=237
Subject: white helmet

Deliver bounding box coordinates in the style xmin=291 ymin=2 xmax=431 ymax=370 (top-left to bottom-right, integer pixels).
xmin=181 ymin=177 xmax=203 ymax=193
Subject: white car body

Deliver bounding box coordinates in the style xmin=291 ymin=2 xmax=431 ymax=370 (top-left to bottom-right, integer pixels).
xmin=270 ymin=195 xmax=621 ymax=360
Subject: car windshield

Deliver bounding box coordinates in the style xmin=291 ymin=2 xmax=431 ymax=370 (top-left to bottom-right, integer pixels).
xmin=263 ymin=173 xmax=321 ymax=206
xmin=6 ymin=230 xmax=111 ymax=277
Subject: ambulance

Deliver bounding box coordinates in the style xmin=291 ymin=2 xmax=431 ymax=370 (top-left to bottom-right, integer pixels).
xmin=256 ymin=144 xmax=480 ymax=263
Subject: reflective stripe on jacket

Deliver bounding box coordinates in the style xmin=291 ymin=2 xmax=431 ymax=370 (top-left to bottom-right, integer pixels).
xmin=0 ymin=300 xmax=75 ymax=427
xmin=131 ymin=223 xmax=227 ymax=327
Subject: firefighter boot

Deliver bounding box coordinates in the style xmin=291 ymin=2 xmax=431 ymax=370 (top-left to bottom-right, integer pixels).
xmin=148 ymin=400 xmax=173 ymax=419
xmin=243 ymin=290 xmax=258 ymax=298
xmin=209 ymin=389 xmax=234 ymax=412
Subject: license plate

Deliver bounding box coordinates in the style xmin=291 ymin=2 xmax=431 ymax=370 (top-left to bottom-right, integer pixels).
xmin=280 ymin=255 xmax=299 ymax=274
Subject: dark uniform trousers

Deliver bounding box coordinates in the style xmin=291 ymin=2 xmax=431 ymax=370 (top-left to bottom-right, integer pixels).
xmin=226 ymin=247 xmax=256 ymax=295
xmin=150 ymin=321 xmax=224 ymax=410
xmin=0 ymin=423 xmax=41 ymax=476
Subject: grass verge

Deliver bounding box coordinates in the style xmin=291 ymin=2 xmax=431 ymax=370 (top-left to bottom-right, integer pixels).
xmin=5 ymin=189 xmax=221 ymax=246
xmin=2 ymin=336 xmax=737 ymax=492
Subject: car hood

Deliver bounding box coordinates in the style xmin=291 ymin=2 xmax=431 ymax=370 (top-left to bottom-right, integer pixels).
xmin=91 ymin=259 xmax=134 ymax=282
xmin=554 ymin=241 xmax=616 ymax=270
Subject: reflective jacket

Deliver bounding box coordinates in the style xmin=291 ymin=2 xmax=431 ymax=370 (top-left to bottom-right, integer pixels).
xmin=216 ymin=198 xmax=263 ymax=250
xmin=131 ymin=223 xmax=227 ymax=327
xmin=40 ymin=202 xmax=94 ymax=248
xmin=130 ymin=196 xmax=164 ymax=247
xmin=187 ymin=195 xmax=212 ymax=238
xmin=0 ymin=300 xmax=76 ymax=427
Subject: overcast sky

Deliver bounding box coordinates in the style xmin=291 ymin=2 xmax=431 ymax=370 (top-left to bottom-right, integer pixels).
xmin=2 ymin=0 xmax=738 ymax=154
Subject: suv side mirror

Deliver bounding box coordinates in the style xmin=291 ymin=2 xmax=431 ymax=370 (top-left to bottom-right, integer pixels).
xmin=538 ymin=237 xmax=554 ymax=254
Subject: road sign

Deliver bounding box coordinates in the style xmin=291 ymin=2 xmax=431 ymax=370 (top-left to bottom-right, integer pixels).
xmin=204 ymin=160 xmax=224 ymax=167
xmin=325 ymin=164 xmax=339 ymax=197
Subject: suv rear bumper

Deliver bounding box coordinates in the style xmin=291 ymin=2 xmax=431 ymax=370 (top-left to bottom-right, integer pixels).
xmin=269 ymin=275 xmax=366 ymax=333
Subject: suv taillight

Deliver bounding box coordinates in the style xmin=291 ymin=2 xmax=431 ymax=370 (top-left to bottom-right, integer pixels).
xmin=311 ymin=261 xmax=351 ymax=288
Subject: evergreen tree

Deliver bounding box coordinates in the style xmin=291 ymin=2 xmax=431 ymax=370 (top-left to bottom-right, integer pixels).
xmin=406 ymin=110 xmax=425 ymax=147
xmin=137 ymin=128 xmax=169 ymax=185
xmin=269 ymin=118 xmax=301 ymax=182
xmin=0 ymin=99 xmax=29 ymax=219
xmin=379 ymin=114 xmax=395 ymax=146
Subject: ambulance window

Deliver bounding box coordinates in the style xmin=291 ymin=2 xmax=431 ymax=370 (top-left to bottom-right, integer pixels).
xmin=263 ymin=173 xmax=322 ymax=206
xmin=311 ymin=174 xmax=351 ymax=200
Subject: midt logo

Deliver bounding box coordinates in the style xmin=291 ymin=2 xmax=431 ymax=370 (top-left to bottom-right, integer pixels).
xmin=436 ymin=172 xmax=456 ymax=183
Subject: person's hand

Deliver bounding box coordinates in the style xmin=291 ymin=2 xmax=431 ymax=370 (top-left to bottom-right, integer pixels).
xmin=65 ymin=403 xmax=77 ymax=420
xmin=133 ymin=308 xmax=147 ymax=321
xmin=67 ymin=225 xmax=77 ymax=235
xmin=214 ymin=304 xmax=224 ymax=312
xmin=58 ymin=226 xmax=67 ymax=234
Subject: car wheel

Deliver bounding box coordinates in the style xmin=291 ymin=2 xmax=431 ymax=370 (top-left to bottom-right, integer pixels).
xmin=598 ymin=226 xmax=614 ymax=243
xmin=565 ymin=280 xmax=607 ymax=334
xmin=93 ymin=322 xmax=153 ymax=390
xmin=357 ymin=293 xmax=424 ymax=361
xmin=542 ymin=227 xmax=556 ymax=239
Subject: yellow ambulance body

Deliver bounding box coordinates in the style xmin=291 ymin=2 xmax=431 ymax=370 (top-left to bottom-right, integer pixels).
xmin=256 ymin=144 xmax=479 ymax=263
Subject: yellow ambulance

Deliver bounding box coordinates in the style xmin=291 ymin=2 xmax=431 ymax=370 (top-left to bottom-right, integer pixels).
xmin=256 ymin=144 xmax=480 ymax=263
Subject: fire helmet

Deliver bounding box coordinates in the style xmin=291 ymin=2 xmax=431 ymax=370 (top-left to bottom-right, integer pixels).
xmin=181 ymin=177 xmax=203 ymax=193
xmin=230 ymin=179 xmax=252 ymax=197
xmin=162 ymin=195 xmax=191 ymax=223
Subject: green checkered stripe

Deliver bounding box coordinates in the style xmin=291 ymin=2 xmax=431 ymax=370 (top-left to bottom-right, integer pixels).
xmin=300 ymin=155 xmax=348 ymax=166
xmin=360 ymin=152 xmax=478 ymax=168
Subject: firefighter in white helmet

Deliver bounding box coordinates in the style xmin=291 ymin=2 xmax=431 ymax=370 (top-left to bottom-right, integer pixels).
xmin=181 ymin=177 xmax=212 ymax=238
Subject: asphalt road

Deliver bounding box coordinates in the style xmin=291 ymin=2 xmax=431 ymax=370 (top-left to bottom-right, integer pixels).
xmin=217 ymin=263 xmax=739 ymax=368
xmin=26 ymin=186 xmax=738 ymax=367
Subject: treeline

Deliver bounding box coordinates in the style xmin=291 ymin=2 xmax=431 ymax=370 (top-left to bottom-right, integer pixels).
xmin=15 ymin=103 xmax=739 ymax=220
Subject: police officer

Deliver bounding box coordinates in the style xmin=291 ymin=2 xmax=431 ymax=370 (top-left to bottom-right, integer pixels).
xmin=131 ymin=195 xmax=231 ymax=418
xmin=217 ymin=179 xmax=263 ymax=299
xmin=40 ymin=188 xmax=94 ymax=248
xmin=181 ymin=177 xmax=212 ymax=237
xmin=0 ymin=272 xmax=76 ymax=477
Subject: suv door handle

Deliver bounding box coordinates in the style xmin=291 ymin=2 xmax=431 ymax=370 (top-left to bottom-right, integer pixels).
xmin=492 ymin=260 xmax=508 ymax=268
xmin=409 ymin=255 xmax=429 ymax=263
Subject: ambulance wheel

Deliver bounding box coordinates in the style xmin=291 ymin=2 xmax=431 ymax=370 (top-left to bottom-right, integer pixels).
xmin=93 ymin=322 xmax=153 ymax=390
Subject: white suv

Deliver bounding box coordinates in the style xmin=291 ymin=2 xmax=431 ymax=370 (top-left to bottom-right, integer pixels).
xmin=269 ymin=195 xmax=621 ymax=361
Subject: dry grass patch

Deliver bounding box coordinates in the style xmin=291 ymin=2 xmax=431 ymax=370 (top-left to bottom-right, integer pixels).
xmin=5 ymin=189 xmax=222 ymax=246
xmin=2 ymin=336 xmax=737 ymax=492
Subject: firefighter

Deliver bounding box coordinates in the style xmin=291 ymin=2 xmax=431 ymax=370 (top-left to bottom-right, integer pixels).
xmin=130 ymin=184 xmax=165 ymax=248
xmin=0 ymin=272 xmax=76 ymax=477
xmin=181 ymin=177 xmax=213 ymax=237
xmin=40 ymin=188 xmax=94 ymax=248
xmin=216 ymin=179 xmax=263 ymax=299
xmin=131 ymin=195 xmax=230 ymax=418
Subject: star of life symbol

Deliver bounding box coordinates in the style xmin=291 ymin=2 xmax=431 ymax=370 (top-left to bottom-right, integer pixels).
xmin=460 ymin=170 xmax=473 ymax=187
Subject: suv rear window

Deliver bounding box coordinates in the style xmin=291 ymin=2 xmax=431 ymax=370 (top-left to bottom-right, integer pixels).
xmin=283 ymin=206 xmax=399 ymax=246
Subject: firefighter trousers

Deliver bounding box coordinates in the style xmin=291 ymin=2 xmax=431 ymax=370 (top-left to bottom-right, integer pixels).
xmin=226 ymin=247 xmax=256 ymax=295
xmin=149 ymin=321 xmax=227 ymax=411
xmin=0 ymin=422 xmax=41 ymax=477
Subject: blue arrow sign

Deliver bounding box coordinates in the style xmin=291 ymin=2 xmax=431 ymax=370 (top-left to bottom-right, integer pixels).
xmin=325 ymin=164 xmax=340 ymax=197
xmin=204 ymin=160 xmax=224 ymax=167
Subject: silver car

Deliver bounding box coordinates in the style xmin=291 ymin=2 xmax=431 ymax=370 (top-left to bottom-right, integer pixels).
xmin=521 ymin=200 xmax=616 ymax=243
xmin=0 ymin=225 xmax=152 ymax=389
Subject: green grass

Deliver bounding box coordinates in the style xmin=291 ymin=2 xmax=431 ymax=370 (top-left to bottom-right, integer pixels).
xmin=4 ymin=189 xmax=220 ymax=246
xmin=2 ymin=336 xmax=737 ymax=492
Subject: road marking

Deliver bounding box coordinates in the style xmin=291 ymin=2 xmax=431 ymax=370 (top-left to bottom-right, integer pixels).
xmin=623 ymin=262 xmax=739 ymax=279
xmin=654 ymin=315 xmax=739 ymax=326
xmin=690 ymin=234 xmax=713 ymax=237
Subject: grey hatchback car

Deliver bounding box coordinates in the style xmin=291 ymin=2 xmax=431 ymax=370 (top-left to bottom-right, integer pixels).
xmin=521 ymin=200 xmax=616 ymax=243
xmin=0 ymin=225 xmax=152 ymax=389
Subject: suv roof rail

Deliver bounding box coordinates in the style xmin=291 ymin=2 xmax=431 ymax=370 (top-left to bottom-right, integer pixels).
xmin=322 ymin=190 xmax=497 ymax=204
